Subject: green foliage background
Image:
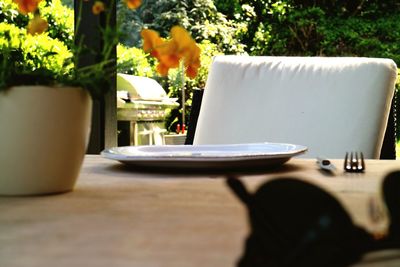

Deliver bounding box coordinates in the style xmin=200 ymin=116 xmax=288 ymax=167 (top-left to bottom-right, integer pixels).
xmin=0 ymin=0 xmax=119 ymax=98
xmin=116 ymin=0 xmax=242 ymax=130
xmin=117 ymin=0 xmax=400 ymax=134
xmin=0 ymin=0 xmax=73 ymax=90
xmin=2 ymin=0 xmax=400 ymax=135
xmin=233 ymin=0 xmax=400 ymax=63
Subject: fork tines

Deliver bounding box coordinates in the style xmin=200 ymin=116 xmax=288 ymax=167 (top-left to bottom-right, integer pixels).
xmin=344 ymin=152 xmax=365 ymax=172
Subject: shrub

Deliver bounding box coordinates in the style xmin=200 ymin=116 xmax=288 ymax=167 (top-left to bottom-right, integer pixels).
xmin=117 ymin=44 xmax=154 ymax=77
xmin=117 ymin=0 xmax=246 ymax=55
xmin=39 ymin=0 xmax=74 ymax=48
xmin=0 ymin=22 xmax=72 ymax=89
xmin=1 ymin=0 xmax=74 ymax=48
xmin=0 ymin=0 xmax=29 ymax=27
xmin=220 ymin=0 xmax=400 ymax=66
xmin=0 ymin=0 xmax=77 ymax=89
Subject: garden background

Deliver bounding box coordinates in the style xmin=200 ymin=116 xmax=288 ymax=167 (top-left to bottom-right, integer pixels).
xmin=1 ymin=0 xmax=400 ymax=151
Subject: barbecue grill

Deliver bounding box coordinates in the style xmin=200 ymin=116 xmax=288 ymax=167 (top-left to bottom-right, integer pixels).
xmin=117 ymin=74 xmax=179 ymax=146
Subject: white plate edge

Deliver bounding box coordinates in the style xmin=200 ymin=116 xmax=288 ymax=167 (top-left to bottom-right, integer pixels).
xmin=101 ymin=143 xmax=308 ymax=162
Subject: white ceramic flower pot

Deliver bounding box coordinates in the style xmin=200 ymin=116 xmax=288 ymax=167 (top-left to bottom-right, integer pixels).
xmin=0 ymin=86 xmax=92 ymax=195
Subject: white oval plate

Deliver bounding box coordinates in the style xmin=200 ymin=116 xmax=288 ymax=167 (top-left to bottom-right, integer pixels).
xmin=101 ymin=142 xmax=307 ymax=172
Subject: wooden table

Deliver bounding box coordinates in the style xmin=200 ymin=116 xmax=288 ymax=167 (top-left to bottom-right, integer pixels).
xmin=1 ymin=156 xmax=400 ymax=267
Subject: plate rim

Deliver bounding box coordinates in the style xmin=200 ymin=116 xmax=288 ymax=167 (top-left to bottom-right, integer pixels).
xmin=101 ymin=142 xmax=308 ymax=162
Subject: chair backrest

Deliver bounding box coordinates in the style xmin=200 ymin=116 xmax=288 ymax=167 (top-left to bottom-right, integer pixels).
xmin=193 ymin=56 xmax=397 ymax=159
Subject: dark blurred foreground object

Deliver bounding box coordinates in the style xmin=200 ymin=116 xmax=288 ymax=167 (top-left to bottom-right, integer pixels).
xmin=382 ymin=171 xmax=400 ymax=247
xmin=226 ymin=171 xmax=400 ymax=267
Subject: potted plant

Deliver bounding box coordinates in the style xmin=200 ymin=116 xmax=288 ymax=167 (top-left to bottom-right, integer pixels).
xmin=0 ymin=0 xmax=201 ymax=196
xmin=0 ymin=0 xmax=139 ymax=195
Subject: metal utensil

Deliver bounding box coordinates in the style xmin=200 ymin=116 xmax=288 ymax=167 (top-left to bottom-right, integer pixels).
xmin=344 ymin=152 xmax=365 ymax=172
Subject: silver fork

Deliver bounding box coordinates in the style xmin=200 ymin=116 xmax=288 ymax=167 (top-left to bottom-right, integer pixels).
xmin=344 ymin=152 xmax=365 ymax=172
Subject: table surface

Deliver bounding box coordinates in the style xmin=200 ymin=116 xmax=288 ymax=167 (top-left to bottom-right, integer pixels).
xmin=2 ymin=156 xmax=400 ymax=267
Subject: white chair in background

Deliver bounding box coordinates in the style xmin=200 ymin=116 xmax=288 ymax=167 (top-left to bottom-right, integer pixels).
xmin=192 ymin=56 xmax=397 ymax=159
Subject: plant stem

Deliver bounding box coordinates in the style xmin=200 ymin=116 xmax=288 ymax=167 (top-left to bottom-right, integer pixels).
xmin=181 ymin=61 xmax=186 ymax=128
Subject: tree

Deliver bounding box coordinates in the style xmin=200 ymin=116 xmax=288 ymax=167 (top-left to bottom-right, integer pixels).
xmin=212 ymin=0 xmax=400 ymax=65
xmin=117 ymin=0 xmax=246 ymax=54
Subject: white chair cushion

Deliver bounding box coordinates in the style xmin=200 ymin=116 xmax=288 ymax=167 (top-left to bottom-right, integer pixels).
xmin=193 ymin=56 xmax=397 ymax=159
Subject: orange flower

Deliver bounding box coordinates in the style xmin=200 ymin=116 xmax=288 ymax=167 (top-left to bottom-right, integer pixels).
xmin=170 ymin=26 xmax=196 ymax=54
xmin=169 ymin=26 xmax=201 ymax=79
xmin=13 ymin=0 xmax=42 ymax=15
xmin=184 ymin=45 xmax=201 ymax=79
xmin=156 ymin=40 xmax=181 ymax=68
xmin=159 ymin=54 xmax=180 ymax=69
xmin=141 ymin=26 xmax=201 ymax=78
xmin=156 ymin=63 xmax=169 ymax=77
xmin=125 ymin=0 xmax=141 ymax=9
xmin=27 ymin=15 xmax=48 ymax=35
xmin=92 ymin=1 xmax=105 ymax=15
xmin=141 ymin=29 xmax=164 ymax=58
xmin=185 ymin=65 xmax=198 ymax=79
